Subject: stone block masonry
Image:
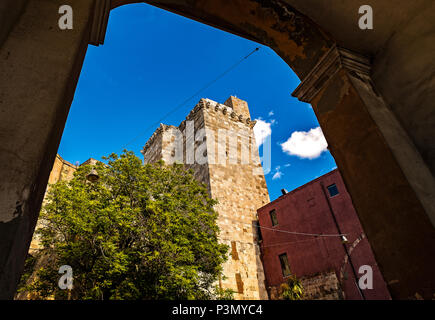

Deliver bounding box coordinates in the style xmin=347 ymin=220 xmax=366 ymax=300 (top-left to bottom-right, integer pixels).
xmin=268 ymin=271 xmax=343 ymax=300
xmin=142 ymin=96 xmax=270 ymax=299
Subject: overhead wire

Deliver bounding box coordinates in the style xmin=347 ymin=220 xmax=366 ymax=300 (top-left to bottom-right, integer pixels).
xmin=218 ymin=214 xmax=347 ymax=238
xmin=119 ymin=47 xmax=261 ymax=152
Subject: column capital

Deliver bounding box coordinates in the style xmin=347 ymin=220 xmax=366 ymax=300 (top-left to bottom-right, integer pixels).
xmin=292 ymin=45 xmax=371 ymax=103
xmin=89 ymin=0 xmax=111 ymax=46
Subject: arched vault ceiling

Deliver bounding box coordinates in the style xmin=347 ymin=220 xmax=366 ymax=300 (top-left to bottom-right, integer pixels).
xmin=281 ymin=0 xmax=435 ymax=55
xmin=111 ymin=0 xmax=435 ymax=56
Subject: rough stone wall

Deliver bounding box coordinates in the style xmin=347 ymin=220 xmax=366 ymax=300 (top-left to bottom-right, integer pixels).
xmin=47 ymin=154 xmax=77 ymax=185
xmin=300 ymin=271 xmax=343 ymax=300
xmin=142 ymin=97 xmax=270 ymax=299
xmin=202 ymin=98 xmax=269 ymax=300
xmin=142 ymin=127 xmax=164 ymax=164
xmin=178 ymin=106 xmax=211 ymax=188
xmin=268 ymin=271 xmax=343 ymax=300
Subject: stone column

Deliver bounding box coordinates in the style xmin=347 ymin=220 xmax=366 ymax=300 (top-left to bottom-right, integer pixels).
xmin=292 ymin=45 xmax=435 ymax=299
xmin=0 ymin=0 xmax=108 ymax=299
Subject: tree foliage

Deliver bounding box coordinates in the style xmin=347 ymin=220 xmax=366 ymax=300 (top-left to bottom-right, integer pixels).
xmin=280 ymin=275 xmax=304 ymax=300
xmin=20 ymin=151 xmax=231 ymax=300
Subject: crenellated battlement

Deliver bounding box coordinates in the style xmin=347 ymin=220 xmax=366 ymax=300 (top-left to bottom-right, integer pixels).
xmin=141 ymin=123 xmax=178 ymax=156
xmin=180 ymin=97 xmax=255 ymax=128
xmin=197 ymin=98 xmax=255 ymax=128
xmin=142 ymin=97 xmax=256 ymax=157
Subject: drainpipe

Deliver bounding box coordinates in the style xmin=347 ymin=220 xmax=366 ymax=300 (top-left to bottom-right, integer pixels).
xmin=320 ymin=182 xmax=366 ymax=300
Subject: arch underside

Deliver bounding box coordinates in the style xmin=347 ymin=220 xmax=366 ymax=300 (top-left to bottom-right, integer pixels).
xmin=111 ymin=0 xmax=334 ymax=79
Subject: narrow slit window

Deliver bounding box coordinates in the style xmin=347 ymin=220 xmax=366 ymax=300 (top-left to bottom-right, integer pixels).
xmin=279 ymin=253 xmax=291 ymax=277
xmin=269 ymin=209 xmax=278 ymax=226
xmin=235 ymin=273 xmax=244 ymax=293
xmin=231 ymin=241 xmax=239 ymax=260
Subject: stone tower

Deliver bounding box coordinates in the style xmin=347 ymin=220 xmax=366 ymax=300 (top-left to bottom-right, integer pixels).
xmin=141 ymin=96 xmax=270 ymax=299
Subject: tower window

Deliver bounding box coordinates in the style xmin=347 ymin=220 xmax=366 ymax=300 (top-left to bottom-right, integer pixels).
xmin=269 ymin=209 xmax=278 ymax=226
xmin=235 ymin=273 xmax=244 ymax=293
xmin=327 ymin=184 xmax=339 ymax=197
xmin=279 ymin=253 xmax=291 ymax=277
xmin=231 ymin=241 xmax=239 ymax=260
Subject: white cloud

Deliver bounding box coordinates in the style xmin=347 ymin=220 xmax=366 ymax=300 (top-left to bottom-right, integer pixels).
xmin=272 ymin=166 xmax=284 ymax=180
xmin=272 ymin=166 xmax=283 ymax=180
xmin=253 ymin=119 xmax=272 ymax=147
xmin=268 ymin=110 xmax=274 ymax=117
xmin=281 ymin=127 xmax=328 ymax=159
xmin=272 ymin=171 xmax=282 ymax=180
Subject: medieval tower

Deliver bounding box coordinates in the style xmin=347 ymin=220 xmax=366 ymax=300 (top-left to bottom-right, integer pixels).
xmin=141 ymin=96 xmax=270 ymax=299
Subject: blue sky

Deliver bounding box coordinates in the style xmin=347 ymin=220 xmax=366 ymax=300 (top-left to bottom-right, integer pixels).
xmin=58 ymin=3 xmax=337 ymax=201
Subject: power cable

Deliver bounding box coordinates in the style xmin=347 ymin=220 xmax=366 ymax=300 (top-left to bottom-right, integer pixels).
xmin=258 ymin=224 xmax=347 ymax=238
xmin=119 ymin=47 xmax=261 ymax=152
xmin=218 ymin=214 xmax=347 ymax=238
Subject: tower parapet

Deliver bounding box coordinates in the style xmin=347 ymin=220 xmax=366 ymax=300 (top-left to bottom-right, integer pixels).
xmin=224 ymin=96 xmax=251 ymax=119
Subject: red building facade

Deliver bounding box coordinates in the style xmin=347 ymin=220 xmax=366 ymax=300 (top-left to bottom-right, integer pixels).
xmin=257 ymin=169 xmax=391 ymax=300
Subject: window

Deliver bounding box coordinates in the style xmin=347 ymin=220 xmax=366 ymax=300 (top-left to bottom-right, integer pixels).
xmin=231 ymin=241 xmax=239 ymax=260
xmin=269 ymin=209 xmax=278 ymax=226
xmin=235 ymin=273 xmax=244 ymax=293
xmin=279 ymin=253 xmax=291 ymax=277
xmin=327 ymin=184 xmax=339 ymax=197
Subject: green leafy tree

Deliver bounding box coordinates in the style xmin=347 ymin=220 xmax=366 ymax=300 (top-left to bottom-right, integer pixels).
xmin=20 ymin=151 xmax=231 ymax=300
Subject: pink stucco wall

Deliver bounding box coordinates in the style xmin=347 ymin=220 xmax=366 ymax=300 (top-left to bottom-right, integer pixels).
xmin=257 ymin=169 xmax=391 ymax=300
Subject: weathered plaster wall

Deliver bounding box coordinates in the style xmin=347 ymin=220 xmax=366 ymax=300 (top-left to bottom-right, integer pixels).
xmin=0 ymin=0 xmax=29 ymax=49
xmin=280 ymin=0 xmax=435 ymax=176
xmin=258 ymin=170 xmax=390 ymax=300
xmin=311 ymin=69 xmax=435 ymax=299
xmin=370 ymin=4 xmax=435 ymax=177
xmin=0 ymin=0 xmax=93 ymax=299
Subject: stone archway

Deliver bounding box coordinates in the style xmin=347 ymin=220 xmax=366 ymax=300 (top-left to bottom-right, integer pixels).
xmin=1 ymin=0 xmax=434 ymax=299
